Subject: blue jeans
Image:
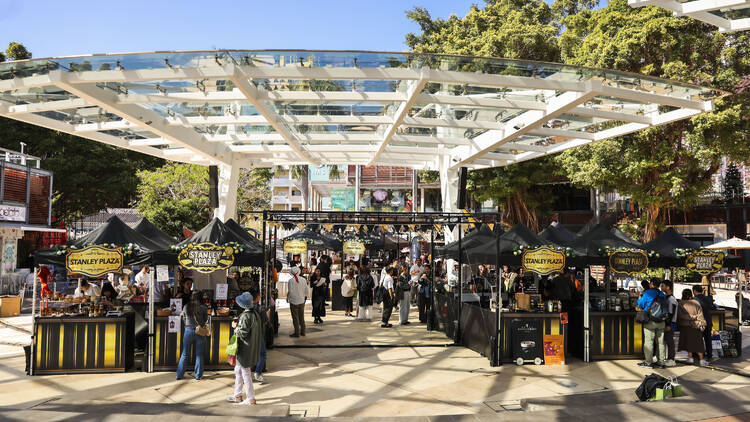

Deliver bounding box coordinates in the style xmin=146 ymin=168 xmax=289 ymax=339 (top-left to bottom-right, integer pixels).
xmin=176 ymin=328 xmax=205 ymax=380
xmin=254 ymin=337 xmax=267 ymax=376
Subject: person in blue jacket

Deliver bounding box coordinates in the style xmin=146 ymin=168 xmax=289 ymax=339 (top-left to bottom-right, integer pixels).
xmin=637 ymin=278 xmax=666 ymax=369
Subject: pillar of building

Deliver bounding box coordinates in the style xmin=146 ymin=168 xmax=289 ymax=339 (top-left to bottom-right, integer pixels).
xmin=214 ymin=163 xmax=239 ymax=222
xmin=439 ymin=153 xmax=460 ymax=242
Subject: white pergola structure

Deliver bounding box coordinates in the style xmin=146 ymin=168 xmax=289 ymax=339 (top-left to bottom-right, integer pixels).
xmin=0 ymin=50 xmax=720 ymax=220
xmin=630 ymin=0 xmax=750 ymax=32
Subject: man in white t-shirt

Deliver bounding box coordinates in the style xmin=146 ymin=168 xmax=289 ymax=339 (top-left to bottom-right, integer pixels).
xmin=380 ymin=267 xmax=396 ymax=328
xmin=410 ymin=258 xmax=424 ymax=305
xmin=286 ymin=265 xmax=307 ymax=337
xmin=134 ymin=266 xmax=150 ymax=289
xmin=74 ymin=279 xmax=101 ymax=300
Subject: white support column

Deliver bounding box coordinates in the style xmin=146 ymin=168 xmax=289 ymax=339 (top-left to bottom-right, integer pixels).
xmin=439 ymin=151 xmax=460 ymax=243
xmin=214 ymin=164 xmax=240 ymax=221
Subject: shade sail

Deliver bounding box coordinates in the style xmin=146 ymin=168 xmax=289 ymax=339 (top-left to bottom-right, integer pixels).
xmin=0 ymin=50 xmax=720 ymax=171
xmin=35 ymin=215 xmax=163 ymax=266
xmin=134 ymin=217 xmax=176 ymax=248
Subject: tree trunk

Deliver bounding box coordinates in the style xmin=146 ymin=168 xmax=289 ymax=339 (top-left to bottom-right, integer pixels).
xmin=643 ymin=203 xmax=661 ymax=242
xmin=502 ymin=191 xmax=540 ymax=231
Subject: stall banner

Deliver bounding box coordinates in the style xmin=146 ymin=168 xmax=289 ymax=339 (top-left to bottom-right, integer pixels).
xmin=284 ymin=239 xmax=308 ymax=254
xmin=343 ymin=240 xmax=365 ymax=255
xmin=330 ymin=188 xmax=355 ymax=211
xmin=177 ymin=243 xmax=235 ymax=274
xmin=521 ymin=247 xmax=566 ymax=275
xmin=609 ymin=249 xmax=649 ymax=275
xmin=685 ymin=250 xmax=724 ymax=275
xmin=543 ymin=334 xmax=565 ymax=365
xmin=66 ymin=245 xmax=124 ymax=278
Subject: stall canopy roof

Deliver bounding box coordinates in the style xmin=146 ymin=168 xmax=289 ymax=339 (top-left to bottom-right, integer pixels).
xmin=629 ymin=0 xmax=750 ymax=33
xmin=571 ymin=224 xmax=643 ymax=256
xmin=0 ymin=50 xmax=721 ymax=170
xmin=134 ymin=217 xmax=176 ymax=248
xmin=224 ymin=218 xmax=262 ymax=248
xmin=538 ymin=223 xmax=577 ymax=246
xmin=644 ymin=227 xmax=700 ymax=258
xmin=35 ymin=215 xmax=163 ymax=266
xmin=283 ymin=229 xmax=342 ymax=251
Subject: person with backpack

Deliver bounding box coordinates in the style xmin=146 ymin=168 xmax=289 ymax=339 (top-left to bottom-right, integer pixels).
xmin=636 ymin=278 xmax=667 ymax=368
xmin=397 ymin=264 xmax=412 ymax=325
xmin=356 ymin=266 xmax=375 ymax=321
xmin=678 ymin=288 xmax=707 ymax=366
xmin=341 ymin=268 xmax=356 ymax=317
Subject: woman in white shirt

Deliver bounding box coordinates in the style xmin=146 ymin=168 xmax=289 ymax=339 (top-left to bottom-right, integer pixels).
xmin=341 ymin=268 xmax=356 ymax=317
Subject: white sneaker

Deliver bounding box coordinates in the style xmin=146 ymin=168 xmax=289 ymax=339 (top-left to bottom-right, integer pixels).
xmin=253 ymin=373 xmax=266 ymax=384
xmin=664 ymin=359 xmax=676 ymax=367
xmin=226 ymin=395 xmax=242 ymax=403
xmin=234 ymin=398 xmax=257 ymax=406
xmin=686 ymin=357 xmax=694 ymax=364
xmin=700 ymin=359 xmax=708 ymax=366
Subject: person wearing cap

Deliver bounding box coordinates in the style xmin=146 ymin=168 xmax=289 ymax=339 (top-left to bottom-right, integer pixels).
xmin=286 ymin=264 xmax=307 ymax=337
xmin=227 ymin=291 xmax=262 ymax=405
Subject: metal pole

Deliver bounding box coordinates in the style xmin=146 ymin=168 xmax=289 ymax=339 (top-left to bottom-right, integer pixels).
xmin=262 ymin=211 xmax=267 ymax=306
xmin=429 ymin=225 xmax=435 ymax=331
xmin=456 ymin=223 xmax=462 ymax=343
xmin=148 ymin=269 xmax=154 ymax=373
xmin=584 ymin=267 xmax=590 ymax=362
xmin=30 ymin=266 xmax=37 ymax=376
xmin=494 ymin=223 xmax=502 ymax=367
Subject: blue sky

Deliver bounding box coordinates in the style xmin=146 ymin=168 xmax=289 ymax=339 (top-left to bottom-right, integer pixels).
xmin=0 ymin=0 xmax=481 ymax=59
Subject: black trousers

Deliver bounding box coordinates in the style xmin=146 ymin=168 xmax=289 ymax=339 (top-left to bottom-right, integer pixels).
xmin=703 ymin=326 xmax=713 ymax=359
xmin=664 ymin=326 xmax=675 ymax=361
xmin=417 ymin=293 xmax=430 ymax=323
xmin=382 ymin=294 xmax=393 ymax=324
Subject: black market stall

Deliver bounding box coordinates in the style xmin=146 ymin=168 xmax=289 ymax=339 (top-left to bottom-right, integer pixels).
xmin=31 ymin=216 xmax=163 ymax=375
xmin=134 ymin=217 xmax=177 ymax=249
xmin=151 ymin=217 xmax=263 ymax=371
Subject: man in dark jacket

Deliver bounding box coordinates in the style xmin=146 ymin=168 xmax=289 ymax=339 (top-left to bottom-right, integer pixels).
xmin=693 ymin=285 xmax=714 ymax=360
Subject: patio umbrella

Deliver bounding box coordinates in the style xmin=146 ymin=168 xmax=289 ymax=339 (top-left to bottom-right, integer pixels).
xmin=706 ymin=237 xmax=750 ymax=323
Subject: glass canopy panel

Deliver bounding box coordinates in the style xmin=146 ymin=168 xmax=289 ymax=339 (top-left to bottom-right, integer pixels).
xmin=0 ymin=86 xmax=77 ymax=105
xmin=710 ymin=4 xmax=750 ymax=19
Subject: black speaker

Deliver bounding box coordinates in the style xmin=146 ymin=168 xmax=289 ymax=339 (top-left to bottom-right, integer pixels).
xmin=457 ymin=167 xmax=468 ymax=209
xmin=208 ymin=165 xmax=219 ymax=209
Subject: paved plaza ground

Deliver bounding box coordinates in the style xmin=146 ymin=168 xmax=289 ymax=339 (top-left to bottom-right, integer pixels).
xmin=1 ymin=303 xmax=750 ymax=420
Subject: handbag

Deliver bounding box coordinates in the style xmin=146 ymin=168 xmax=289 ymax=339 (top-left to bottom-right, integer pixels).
xmin=226 ymin=334 xmax=238 ymax=366
xmin=196 ymin=315 xmax=212 ymax=337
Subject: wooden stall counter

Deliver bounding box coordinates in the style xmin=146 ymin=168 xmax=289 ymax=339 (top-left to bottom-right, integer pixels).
xmin=154 ymin=315 xmax=233 ymax=371
xmin=33 ymin=313 xmax=134 ymax=375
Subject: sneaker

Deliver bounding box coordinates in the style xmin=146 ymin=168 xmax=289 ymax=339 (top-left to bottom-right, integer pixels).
xmin=699 ymin=359 xmax=708 ymax=366
xmin=386 ymin=323 xmax=393 ymax=328
xmin=664 ymin=359 xmax=676 ymax=367
xmin=253 ymin=373 xmax=266 ymax=384
xmin=402 ymin=321 xmax=411 ymax=325
xmin=234 ymin=399 xmax=257 ymax=406
xmin=686 ymin=357 xmax=695 ymax=364
xmin=653 ymin=363 xmax=666 ymax=369
xmin=289 ymin=333 xmax=299 ymax=338
xmin=226 ymin=395 xmax=243 ymax=403
xmin=637 ymin=361 xmax=652 ymax=368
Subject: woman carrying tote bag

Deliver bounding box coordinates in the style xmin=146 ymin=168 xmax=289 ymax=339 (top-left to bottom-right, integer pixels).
xmin=226 ymin=292 xmax=262 ymax=405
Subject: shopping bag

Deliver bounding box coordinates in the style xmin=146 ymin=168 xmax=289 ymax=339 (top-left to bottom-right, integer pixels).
xmin=226 ymin=335 xmax=238 ymax=356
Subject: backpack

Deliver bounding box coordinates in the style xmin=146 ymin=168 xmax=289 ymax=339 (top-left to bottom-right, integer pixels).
xmin=648 ymin=293 xmax=669 ymax=322
xmin=635 ymin=373 xmax=669 ymax=401
xmin=374 ymin=285 xmax=386 ymax=304
xmin=398 ymin=275 xmax=411 ymax=292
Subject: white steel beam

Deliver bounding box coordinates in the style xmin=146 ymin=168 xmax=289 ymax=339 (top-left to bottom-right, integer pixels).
xmin=449 ymin=81 xmax=601 ymax=169
xmin=6 ymin=98 xmax=89 ymax=114
xmin=369 ymin=70 xmax=429 ymax=165
xmin=222 ymin=63 xmax=319 ymax=165
xmin=50 ymin=71 xmax=232 ymax=165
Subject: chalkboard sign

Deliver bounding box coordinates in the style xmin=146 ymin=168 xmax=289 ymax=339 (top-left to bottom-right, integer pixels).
xmin=608 ymin=249 xmax=648 ymax=275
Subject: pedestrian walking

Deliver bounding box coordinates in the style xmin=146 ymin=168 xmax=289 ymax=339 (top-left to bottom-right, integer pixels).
xmin=310 ymin=268 xmax=327 ymax=324
xmin=287 ymin=264 xmax=307 ymax=337
xmin=226 ymin=292 xmax=262 ymax=405
xmin=380 ymin=267 xmax=395 ymax=327
xmin=356 ymin=266 xmax=375 ymax=321
xmin=692 ymin=285 xmax=714 ymax=360
xmin=678 ymin=288 xmax=707 ymax=366
xmin=341 ymin=268 xmax=356 ymax=317
xmin=660 ymin=281 xmax=678 ymax=367
xmin=417 ymin=267 xmax=432 ymax=323
xmin=397 ymin=265 xmax=411 ymax=325
xmin=176 ymin=293 xmax=208 ymax=380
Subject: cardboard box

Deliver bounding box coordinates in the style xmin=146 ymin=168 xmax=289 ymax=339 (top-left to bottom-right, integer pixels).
xmin=0 ymin=295 xmax=21 ymax=317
